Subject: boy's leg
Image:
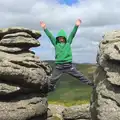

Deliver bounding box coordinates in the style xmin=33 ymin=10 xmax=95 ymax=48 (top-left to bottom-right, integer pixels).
xmin=64 ymin=64 xmax=94 ymax=86
xmin=49 ymin=67 xmax=62 ymax=92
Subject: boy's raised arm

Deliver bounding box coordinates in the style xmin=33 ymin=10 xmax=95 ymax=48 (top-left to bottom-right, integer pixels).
xmin=40 ymin=21 xmax=56 ymax=46
xmin=68 ymin=19 xmax=82 ymax=44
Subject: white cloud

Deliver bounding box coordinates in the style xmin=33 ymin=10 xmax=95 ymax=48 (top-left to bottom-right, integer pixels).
xmin=0 ymin=0 xmax=120 ymax=63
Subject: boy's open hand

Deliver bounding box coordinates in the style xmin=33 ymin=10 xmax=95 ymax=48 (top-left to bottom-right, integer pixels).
xmin=75 ymin=19 xmax=82 ymax=26
xmin=40 ymin=21 xmax=46 ymax=29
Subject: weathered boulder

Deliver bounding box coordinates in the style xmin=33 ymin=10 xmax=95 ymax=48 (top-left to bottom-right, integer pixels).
xmin=0 ymin=27 xmax=51 ymax=90
xmin=90 ymin=30 xmax=120 ymax=120
xmin=49 ymin=104 xmax=66 ymax=120
xmin=0 ymin=36 xmax=40 ymax=47
xmin=0 ymin=93 xmax=48 ymax=120
xmin=0 ymin=51 xmax=51 ymax=89
xmin=0 ymin=45 xmax=27 ymax=53
xmin=0 ymin=27 xmax=41 ymax=40
xmin=0 ymin=27 xmax=52 ymax=120
xmin=62 ymin=104 xmax=91 ymax=120
xmin=3 ymin=32 xmax=32 ymax=38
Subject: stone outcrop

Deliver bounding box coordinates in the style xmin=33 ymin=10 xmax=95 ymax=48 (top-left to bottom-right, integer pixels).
xmin=90 ymin=30 xmax=120 ymax=120
xmin=61 ymin=104 xmax=91 ymax=120
xmin=0 ymin=27 xmax=52 ymax=120
xmin=0 ymin=27 xmax=41 ymax=39
xmin=0 ymin=94 xmax=48 ymax=120
xmin=48 ymin=104 xmax=91 ymax=120
xmin=49 ymin=104 xmax=66 ymax=120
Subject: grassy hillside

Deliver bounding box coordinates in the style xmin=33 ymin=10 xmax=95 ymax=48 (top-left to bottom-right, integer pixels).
xmin=44 ymin=60 xmax=96 ymax=106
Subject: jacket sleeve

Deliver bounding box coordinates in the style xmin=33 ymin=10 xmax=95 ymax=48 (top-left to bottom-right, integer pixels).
xmin=44 ymin=28 xmax=56 ymax=46
xmin=68 ymin=25 xmax=79 ymax=44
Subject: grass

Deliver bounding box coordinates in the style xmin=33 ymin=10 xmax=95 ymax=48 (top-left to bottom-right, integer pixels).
xmin=47 ymin=83 xmax=92 ymax=106
xmin=44 ymin=61 xmax=96 ymax=106
xmin=48 ymin=100 xmax=89 ymax=107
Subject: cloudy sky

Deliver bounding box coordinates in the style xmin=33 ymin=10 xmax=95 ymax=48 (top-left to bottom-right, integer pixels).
xmin=0 ymin=0 xmax=120 ymax=63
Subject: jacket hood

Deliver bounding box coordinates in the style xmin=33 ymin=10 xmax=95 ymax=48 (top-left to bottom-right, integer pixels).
xmin=56 ymin=29 xmax=67 ymax=41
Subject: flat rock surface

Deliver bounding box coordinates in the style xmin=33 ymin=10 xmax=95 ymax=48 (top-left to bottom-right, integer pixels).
xmin=62 ymin=104 xmax=91 ymax=120
xmin=0 ymin=94 xmax=48 ymax=120
xmin=0 ymin=36 xmax=40 ymax=48
xmin=3 ymin=32 xmax=32 ymax=38
xmin=0 ymin=45 xmax=28 ymax=53
xmin=0 ymin=27 xmax=41 ymax=40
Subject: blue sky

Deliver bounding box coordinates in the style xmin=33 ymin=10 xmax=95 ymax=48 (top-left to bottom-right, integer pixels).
xmin=58 ymin=0 xmax=78 ymax=5
xmin=0 ymin=0 xmax=120 ymax=63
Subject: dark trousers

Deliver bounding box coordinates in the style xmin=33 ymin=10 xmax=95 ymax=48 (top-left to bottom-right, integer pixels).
xmin=49 ymin=62 xmax=94 ymax=91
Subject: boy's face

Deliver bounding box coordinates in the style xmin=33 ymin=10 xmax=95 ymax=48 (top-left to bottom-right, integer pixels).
xmin=58 ymin=37 xmax=66 ymax=43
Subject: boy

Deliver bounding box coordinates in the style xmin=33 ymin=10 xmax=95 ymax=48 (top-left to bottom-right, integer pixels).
xmin=40 ymin=19 xmax=94 ymax=92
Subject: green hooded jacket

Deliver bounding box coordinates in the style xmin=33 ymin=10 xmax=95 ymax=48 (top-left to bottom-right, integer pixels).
xmin=44 ymin=25 xmax=78 ymax=64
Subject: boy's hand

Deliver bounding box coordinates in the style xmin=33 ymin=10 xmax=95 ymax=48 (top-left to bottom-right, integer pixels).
xmin=40 ymin=21 xmax=46 ymax=29
xmin=75 ymin=19 xmax=82 ymax=26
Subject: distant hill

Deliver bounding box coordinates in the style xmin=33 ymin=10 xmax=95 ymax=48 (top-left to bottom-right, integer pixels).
xmin=43 ymin=60 xmax=96 ymax=106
